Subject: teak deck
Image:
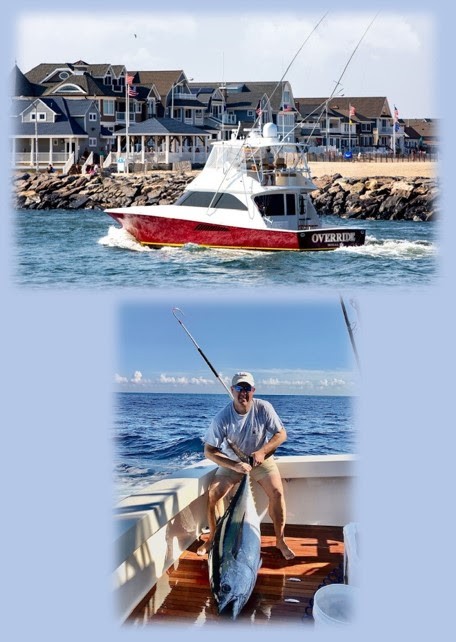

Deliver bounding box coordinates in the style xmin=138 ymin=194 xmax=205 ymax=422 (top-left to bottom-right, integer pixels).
xmin=127 ymin=524 xmax=344 ymax=626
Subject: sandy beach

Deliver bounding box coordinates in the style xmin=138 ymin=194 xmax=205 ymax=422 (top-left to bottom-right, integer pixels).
xmin=308 ymin=161 xmax=436 ymax=179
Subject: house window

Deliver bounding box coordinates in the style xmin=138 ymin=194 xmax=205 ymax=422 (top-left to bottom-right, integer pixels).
xmin=89 ymin=113 xmax=97 ymax=121
xmin=56 ymin=84 xmax=82 ymax=93
xmin=104 ymin=75 xmax=112 ymax=85
xmin=195 ymin=109 xmax=203 ymax=119
xmin=112 ymin=78 xmax=123 ymax=92
xmin=185 ymin=109 xmax=192 ymax=119
xmin=247 ymin=110 xmax=254 ymax=117
xmin=89 ymin=138 xmax=97 ymax=147
xmin=104 ymin=100 xmax=115 ymax=116
xmin=59 ymin=71 xmax=70 ymax=80
xmin=30 ymin=112 xmax=46 ymax=122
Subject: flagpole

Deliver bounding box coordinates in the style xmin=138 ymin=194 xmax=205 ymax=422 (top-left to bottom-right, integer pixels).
xmin=126 ymin=75 xmax=130 ymax=173
xmin=348 ymin=103 xmax=351 ymax=151
xmin=392 ymin=104 xmax=397 ymax=157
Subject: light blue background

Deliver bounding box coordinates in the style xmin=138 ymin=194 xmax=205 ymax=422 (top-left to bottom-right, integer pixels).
xmin=2 ymin=1 xmax=454 ymax=640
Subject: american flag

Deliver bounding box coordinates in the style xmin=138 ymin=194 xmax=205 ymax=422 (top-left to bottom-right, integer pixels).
xmin=349 ymin=104 xmax=356 ymax=118
xmin=393 ymin=105 xmax=400 ymax=131
xmin=128 ymin=85 xmax=138 ymax=97
xmin=126 ymin=74 xmax=135 ymax=86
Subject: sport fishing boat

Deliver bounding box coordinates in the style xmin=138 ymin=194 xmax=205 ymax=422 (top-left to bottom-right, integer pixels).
xmin=114 ymin=454 xmax=360 ymax=626
xmin=105 ymin=123 xmax=365 ymax=252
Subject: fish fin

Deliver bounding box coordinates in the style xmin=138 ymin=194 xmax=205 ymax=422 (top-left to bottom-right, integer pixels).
xmin=232 ymin=514 xmax=246 ymax=558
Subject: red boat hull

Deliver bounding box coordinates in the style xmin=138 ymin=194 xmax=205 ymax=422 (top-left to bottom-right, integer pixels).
xmin=107 ymin=212 xmax=366 ymax=251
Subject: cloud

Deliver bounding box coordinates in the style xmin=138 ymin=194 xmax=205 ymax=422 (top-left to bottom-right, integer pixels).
xmin=159 ymin=373 xmax=215 ymax=386
xmin=114 ymin=367 xmax=357 ymax=395
xmin=15 ymin=11 xmax=434 ymax=116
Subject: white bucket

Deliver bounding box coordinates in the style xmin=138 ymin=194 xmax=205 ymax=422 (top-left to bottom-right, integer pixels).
xmin=312 ymin=583 xmax=358 ymax=627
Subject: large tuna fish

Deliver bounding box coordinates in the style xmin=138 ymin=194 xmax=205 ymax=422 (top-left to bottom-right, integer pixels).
xmin=208 ymin=473 xmax=262 ymax=619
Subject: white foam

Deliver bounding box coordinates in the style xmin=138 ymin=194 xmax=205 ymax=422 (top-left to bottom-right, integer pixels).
xmin=337 ymin=235 xmax=437 ymax=259
xmin=98 ymin=225 xmax=153 ymax=252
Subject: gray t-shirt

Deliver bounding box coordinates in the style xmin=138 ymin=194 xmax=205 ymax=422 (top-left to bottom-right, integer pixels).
xmin=204 ymin=398 xmax=284 ymax=462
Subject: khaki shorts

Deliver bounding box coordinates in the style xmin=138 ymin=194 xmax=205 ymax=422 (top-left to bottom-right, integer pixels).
xmin=214 ymin=456 xmax=279 ymax=483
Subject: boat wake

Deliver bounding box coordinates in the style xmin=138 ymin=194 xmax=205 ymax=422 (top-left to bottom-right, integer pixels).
xmin=98 ymin=225 xmax=153 ymax=252
xmin=98 ymin=228 xmax=274 ymax=260
xmin=337 ymin=235 xmax=436 ymax=259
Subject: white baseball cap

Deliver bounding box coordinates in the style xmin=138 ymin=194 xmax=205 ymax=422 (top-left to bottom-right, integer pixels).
xmin=231 ymin=372 xmax=255 ymax=387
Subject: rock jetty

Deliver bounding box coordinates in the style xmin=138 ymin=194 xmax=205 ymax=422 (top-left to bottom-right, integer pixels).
xmin=12 ymin=171 xmax=195 ymax=211
xmin=12 ymin=171 xmax=437 ymax=221
xmin=312 ymin=174 xmax=437 ymax=222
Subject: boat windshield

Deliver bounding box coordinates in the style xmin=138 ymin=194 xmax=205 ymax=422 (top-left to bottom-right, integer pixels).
xmin=205 ymin=144 xmax=246 ymax=176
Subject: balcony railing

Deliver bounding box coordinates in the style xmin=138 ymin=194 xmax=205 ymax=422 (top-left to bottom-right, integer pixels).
xmin=13 ymin=152 xmax=69 ymax=166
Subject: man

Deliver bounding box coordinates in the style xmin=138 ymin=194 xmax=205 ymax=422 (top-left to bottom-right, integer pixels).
xmin=197 ymin=372 xmax=295 ymax=560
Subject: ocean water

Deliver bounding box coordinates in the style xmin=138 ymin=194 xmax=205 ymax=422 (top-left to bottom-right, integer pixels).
xmin=113 ymin=392 xmax=356 ymax=502
xmin=14 ymin=208 xmax=437 ymax=289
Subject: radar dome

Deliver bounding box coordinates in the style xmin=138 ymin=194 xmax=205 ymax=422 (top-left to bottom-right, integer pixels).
xmin=262 ymin=123 xmax=278 ymax=139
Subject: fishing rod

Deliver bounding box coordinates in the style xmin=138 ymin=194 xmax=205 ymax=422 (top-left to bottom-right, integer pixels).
xmin=297 ymin=12 xmax=379 ymax=148
xmin=172 ymin=307 xmax=234 ymax=399
xmin=206 ymin=12 xmax=329 ymax=211
xmin=340 ymin=296 xmax=361 ymax=373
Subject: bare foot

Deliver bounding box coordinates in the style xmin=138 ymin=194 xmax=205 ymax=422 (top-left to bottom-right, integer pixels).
xmin=276 ymin=540 xmax=295 ymax=560
xmin=197 ymin=539 xmax=213 ymax=556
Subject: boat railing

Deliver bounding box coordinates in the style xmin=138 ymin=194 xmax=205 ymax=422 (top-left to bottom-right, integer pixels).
xmin=244 ymin=150 xmax=312 ymax=185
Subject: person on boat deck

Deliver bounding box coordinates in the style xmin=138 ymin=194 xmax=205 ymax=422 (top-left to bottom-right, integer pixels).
xmin=197 ymin=372 xmax=295 ymax=560
xmin=263 ymin=147 xmax=275 ymax=185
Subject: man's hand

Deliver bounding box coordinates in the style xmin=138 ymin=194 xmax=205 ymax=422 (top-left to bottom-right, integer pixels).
xmin=233 ymin=461 xmax=252 ymax=474
xmin=251 ymin=448 xmax=266 ymax=466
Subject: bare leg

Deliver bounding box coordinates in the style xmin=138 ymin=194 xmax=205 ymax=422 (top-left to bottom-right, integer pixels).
xmin=257 ymin=473 xmax=295 ymax=560
xmin=197 ymin=476 xmax=237 ymax=555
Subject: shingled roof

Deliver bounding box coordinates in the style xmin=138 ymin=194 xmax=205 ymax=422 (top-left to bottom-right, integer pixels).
xmin=116 ymin=117 xmax=209 ymax=136
xmin=11 ymin=64 xmax=39 ymax=97
xmin=190 ymin=81 xmax=292 ymax=112
xmin=130 ymin=70 xmax=184 ymax=99
xmin=295 ymin=96 xmax=392 ymax=120
xmin=40 ymin=73 xmax=112 ymax=97
xmin=11 ymin=97 xmax=89 ymax=137
xmin=401 ymin=118 xmax=439 ymax=144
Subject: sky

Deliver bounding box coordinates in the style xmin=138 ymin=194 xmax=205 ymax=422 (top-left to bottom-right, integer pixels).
xmin=12 ymin=8 xmax=436 ymax=118
xmin=115 ymin=295 xmax=360 ymax=395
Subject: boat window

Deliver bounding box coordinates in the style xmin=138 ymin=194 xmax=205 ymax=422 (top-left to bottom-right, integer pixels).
xmin=254 ymin=194 xmax=286 ymax=216
xmin=178 ymin=191 xmax=247 ymax=210
xmin=286 ymin=194 xmax=296 ymax=216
